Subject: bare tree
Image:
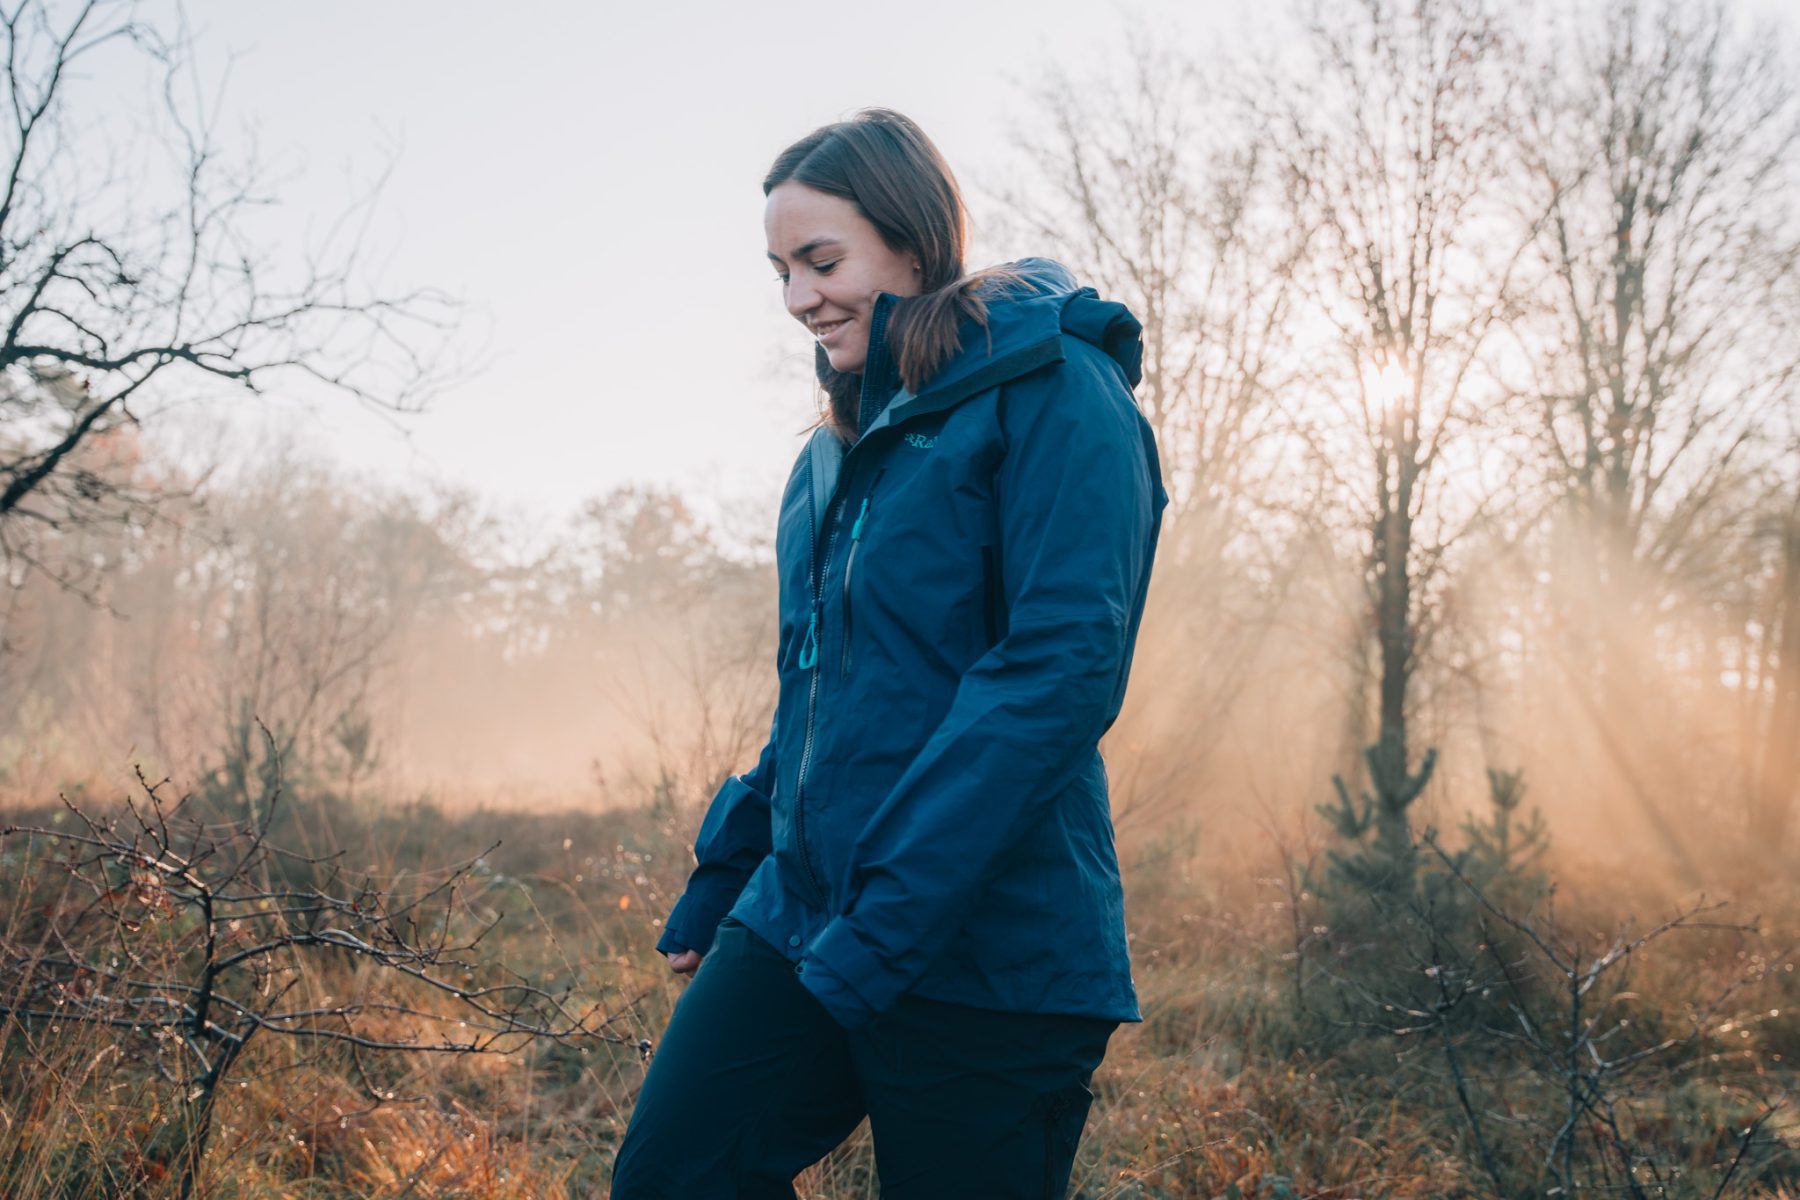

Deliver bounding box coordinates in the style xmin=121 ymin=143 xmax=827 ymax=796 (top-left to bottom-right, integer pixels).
xmin=1747 ymin=242 xmax=1800 ymax=858
xmin=1746 ymin=439 xmax=1800 ymax=856
xmin=1509 ymin=0 xmax=1800 ymax=859
xmin=994 ymin=38 xmax=1310 ymax=829
xmin=995 ymin=35 xmax=1300 ymax=540
xmin=1265 ymin=0 xmax=1529 ymax=883
xmin=0 ymin=0 xmax=450 ymax=594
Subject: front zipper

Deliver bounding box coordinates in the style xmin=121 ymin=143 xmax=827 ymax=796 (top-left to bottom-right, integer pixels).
xmin=840 ymin=469 xmax=886 ymax=676
xmin=793 ymin=296 xmax=897 ymax=910
xmin=793 ymin=478 xmax=849 ymax=907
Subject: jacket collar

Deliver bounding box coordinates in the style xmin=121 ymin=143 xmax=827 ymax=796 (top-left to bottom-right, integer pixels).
xmin=804 ymin=305 xmax=1067 ymax=543
xmin=806 ymin=258 xmax=1143 ymax=534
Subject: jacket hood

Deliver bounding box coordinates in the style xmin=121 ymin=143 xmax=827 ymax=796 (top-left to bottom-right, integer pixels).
xmin=826 ymin=257 xmax=1144 ymax=440
xmin=951 ymin=256 xmax=1144 ymax=392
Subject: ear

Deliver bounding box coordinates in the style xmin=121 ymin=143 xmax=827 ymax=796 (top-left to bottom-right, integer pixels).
xmin=910 ymin=254 xmax=922 ymax=274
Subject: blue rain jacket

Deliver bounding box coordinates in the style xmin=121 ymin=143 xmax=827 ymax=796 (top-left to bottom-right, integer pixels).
xmin=656 ymin=258 xmax=1167 ymax=1030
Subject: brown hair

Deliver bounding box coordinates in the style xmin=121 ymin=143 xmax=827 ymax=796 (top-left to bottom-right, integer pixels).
xmin=764 ymin=108 xmax=1010 ymax=442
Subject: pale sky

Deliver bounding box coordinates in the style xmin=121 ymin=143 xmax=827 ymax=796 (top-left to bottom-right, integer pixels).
xmin=119 ymin=0 xmax=1250 ymax=528
xmin=116 ymin=0 xmax=1796 ymax=532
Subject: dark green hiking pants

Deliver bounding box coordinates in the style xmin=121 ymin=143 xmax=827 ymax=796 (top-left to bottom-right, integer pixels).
xmin=609 ymin=915 xmax=1117 ymax=1199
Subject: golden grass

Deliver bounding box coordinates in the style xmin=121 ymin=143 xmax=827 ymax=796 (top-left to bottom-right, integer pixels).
xmin=2 ymin=790 xmax=1795 ymax=1199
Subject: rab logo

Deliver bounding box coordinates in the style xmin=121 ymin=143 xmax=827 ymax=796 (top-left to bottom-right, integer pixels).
xmin=902 ymin=433 xmax=937 ymax=449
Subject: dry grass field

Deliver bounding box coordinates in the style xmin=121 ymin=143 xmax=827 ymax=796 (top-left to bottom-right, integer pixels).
xmin=3 ymin=778 xmax=1794 ymax=1199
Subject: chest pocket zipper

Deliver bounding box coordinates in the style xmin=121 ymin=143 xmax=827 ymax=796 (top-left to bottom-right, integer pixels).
xmin=840 ymin=469 xmax=885 ymax=676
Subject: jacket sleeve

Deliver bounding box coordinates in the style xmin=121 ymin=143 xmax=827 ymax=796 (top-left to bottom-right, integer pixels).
xmin=798 ymin=346 xmax=1165 ymax=1028
xmin=654 ymin=712 xmax=778 ymax=957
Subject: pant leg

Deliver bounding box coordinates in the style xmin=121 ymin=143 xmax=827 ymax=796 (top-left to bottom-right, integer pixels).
xmin=848 ymin=995 xmax=1117 ymax=1200
xmin=610 ymin=917 xmax=867 ymax=1200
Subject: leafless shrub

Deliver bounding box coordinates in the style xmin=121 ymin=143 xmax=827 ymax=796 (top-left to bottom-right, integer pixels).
xmin=0 ymin=726 xmax=634 ymax=1199
xmin=1388 ymin=829 xmax=1789 ymax=1198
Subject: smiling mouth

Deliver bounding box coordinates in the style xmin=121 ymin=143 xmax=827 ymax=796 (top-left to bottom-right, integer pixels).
xmin=813 ymin=318 xmax=851 ymax=342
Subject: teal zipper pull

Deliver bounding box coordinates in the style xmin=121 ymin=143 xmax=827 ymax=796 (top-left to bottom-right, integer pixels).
xmin=850 ymin=497 xmax=871 ymax=541
xmin=798 ymin=605 xmax=819 ymax=670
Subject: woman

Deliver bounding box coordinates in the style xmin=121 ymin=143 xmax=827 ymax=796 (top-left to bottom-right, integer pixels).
xmin=611 ymin=108 xmax=1167 ymax=1199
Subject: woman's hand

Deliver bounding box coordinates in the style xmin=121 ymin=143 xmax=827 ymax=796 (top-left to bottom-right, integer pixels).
xmin=665 ymin=949 xmax=703 ymax=976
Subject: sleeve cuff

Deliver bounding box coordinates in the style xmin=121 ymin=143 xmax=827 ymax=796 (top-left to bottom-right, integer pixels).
xmin=655 ymin=883 xmax=738 ymax=957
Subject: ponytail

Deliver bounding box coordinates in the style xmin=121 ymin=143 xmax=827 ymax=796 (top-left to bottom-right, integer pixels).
xmin=815 ymin=265 xmax=1024 ymax=443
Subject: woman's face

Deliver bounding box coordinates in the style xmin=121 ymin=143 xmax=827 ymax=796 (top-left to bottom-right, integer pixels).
xmin=765 ymin=181 xmax=921 ymax=375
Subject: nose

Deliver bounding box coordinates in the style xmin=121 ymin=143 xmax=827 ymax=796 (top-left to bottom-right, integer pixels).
xmin=785 ymin=272 xmax=820 ymax=320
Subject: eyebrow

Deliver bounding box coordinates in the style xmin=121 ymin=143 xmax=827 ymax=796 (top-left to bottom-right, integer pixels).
xmin=767 ymin=237 xmax=844 ymax=264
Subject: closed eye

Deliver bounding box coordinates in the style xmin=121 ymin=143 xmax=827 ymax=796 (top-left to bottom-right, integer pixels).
xmin=774 ymin=260 xmax=838 ymax=285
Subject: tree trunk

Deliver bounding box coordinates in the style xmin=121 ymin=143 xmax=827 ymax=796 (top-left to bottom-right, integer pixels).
xmin=1751 ymin=506 xmax=1800 ymax=856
